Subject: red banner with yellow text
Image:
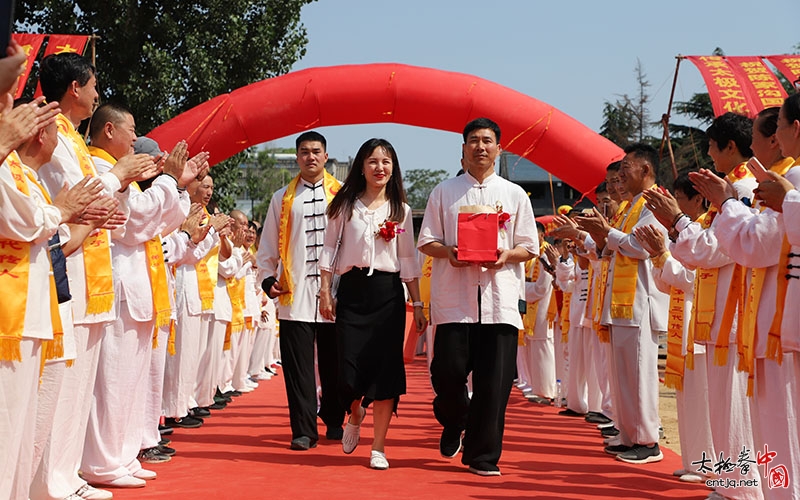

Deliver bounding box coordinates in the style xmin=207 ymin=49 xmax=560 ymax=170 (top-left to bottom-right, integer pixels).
xmin=686 ymin=56 xmax=757 ymax=117
xmin=726 ymin=56 xmax=788 ymax=112
xmin=765 ymin=55 xmax=800 ymax=89
xmin=10 ymin=34 xmax=46 ymax=98
xmin=33 ymin=35 xmax=91 ymax=98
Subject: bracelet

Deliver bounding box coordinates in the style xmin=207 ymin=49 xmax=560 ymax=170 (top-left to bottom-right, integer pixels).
xmin=412 ymin=301 xmax=424 ymax=308
xmin=670 ymin=212 xmax=686 ymax=229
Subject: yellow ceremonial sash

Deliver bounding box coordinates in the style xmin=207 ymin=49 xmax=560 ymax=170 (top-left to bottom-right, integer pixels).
xmin=120 ymin=179 xmax=174 ymax=348
xmin=194 ymin=208 xmax=217 ymax=311
xmin=419 ymin=254 xmax=433 ymax=312
xmin=546 ymin=288 xmax=558 ymax=329
xmin=725 ymin=161 xmax=754 ymax=184
xmin=277 ymin=172 xmax=339 ymax=305
xmin=0 ymin=152 xmax=64 ymax=361
xmin=61 ymin=121 xmax=114 ymax=315
xmin=560 ymin=292 xmax=572 ymax=342
xmin=653 ymin=250 xmax=688 ymax=391
xmin=594 ymin=201 xmax=629 ymax=341
xmin=610 ymin=195 xmax=647 ymax=319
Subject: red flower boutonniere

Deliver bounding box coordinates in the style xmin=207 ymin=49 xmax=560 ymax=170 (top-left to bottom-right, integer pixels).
xmin=495 ymin=201 xmax=511 ymax=235
xmin=377 ymin=220 xmax=405 ymax=242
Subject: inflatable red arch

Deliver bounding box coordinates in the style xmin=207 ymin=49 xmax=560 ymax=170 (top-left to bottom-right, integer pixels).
xmin=148 ymin=63 xmax=622 ymax=197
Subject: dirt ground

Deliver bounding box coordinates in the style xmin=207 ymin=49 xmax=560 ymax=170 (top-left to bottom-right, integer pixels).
xmin=659 ymin=350 xmax=681 ymax=456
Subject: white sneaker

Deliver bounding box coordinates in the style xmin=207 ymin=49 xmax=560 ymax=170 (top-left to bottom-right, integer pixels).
xmin=132 ymin=468 xmax=157 ymax=480
xmin=680 ymin=472 xmax=705 ymax=483
xmin=93 ymin=475 xmax=145 ymax=488
xmin=74 ymin=483 xmax=113 ymax=500
xmin=238 ymin=385 xmax=255 ymax=393
xmin=370 ymin=450 xmax=389 ymax=470
xmin=245 ymin=378 xmax=259 ymax=388
xmin=342 ymin=407 xmax=365 ymax=454
xmin=254 ymin=370 xmax=272 ymax=381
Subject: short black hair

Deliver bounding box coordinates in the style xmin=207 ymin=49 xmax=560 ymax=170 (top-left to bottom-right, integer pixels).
xmin=606 ymin=160 xmax=621 ymax=172
xmin=673 ymin=171 xmax=701 ymax=200
xmin=785 ymin=94 xmax=800 ymax=124
xmin=706 ymin=112 xmax=753 ymax=157
xmin=623 ymin=143 xmax=659 ymax=172
xmin=755 ymin=107 xmax=780 ymax=138
xmin=89 ymin=102 xmax=133 ymax=140
xmin=535 ymin=221 xmax=545 ymax=233
xmin=595 ymin=181 xmax=608 ymax=195
xmin=463 ymin=117 xmax=501 ymax=143
xmin=295 ymin=130 xmax=326 ymax=151
xmin=39 ymin=53 xmax=96 ymax=104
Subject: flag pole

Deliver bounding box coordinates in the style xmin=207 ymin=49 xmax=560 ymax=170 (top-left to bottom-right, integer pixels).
xmin=659 ymin=55 xmax=683 ymax=183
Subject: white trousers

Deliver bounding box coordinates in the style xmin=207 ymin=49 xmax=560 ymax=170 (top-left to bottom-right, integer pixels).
xmin=526 ymin=335 xmax=556 ymax=399
xmin=0 ymin=339 xmax=41 ymax=500
xmin=516 ymin=340 xmax=532 ymax=388
xmin=555 ymin=324 xmax=569 ymax=391
xmin=142 ymin=326 xmax=168 ymax=450
xmin=609 ymin=323 xmax=660 ymax=446
xmin=162 ymin=308 xmax=207 ymax=418
xmin=29 ymin=323 xmax=106 ymax=500
xmin=675 ymin=351 xmax=715 ymax=473
xmin=81 ymin=307 xmax=154 ymax=483
xmin=750 ymin=354 xmax=799 ymax=500
xmin=248 ymin=326 xmax=269 ymax=376
xmin=566 ymin=325 xmax=591 ymax=414
xmin=233 ymin=328 xmax=254 ymax=391
xmin=703 ymin=345 xmax=761 ymax=500
xmin=589 ymin=333 xmax=614 ymax=419
xmin=195 ymin=319 xmax=227 ymax=407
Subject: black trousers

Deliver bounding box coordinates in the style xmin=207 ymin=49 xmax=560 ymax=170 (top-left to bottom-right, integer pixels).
xmin=430 ymin=322 xmax=518 ymax=467
xmin=279 ymin=320 xmax=345 ymax=442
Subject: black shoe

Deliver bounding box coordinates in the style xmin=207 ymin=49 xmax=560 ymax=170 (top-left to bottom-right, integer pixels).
xmin=158 ymin=438 xmax=171 ymax=446
xmin=164 ymin=416 xmax=203 ymax=429
xmin=224 ymin=390 xmax=242 ymax=398
xmin=616 ymin=444 xmax=664 ymax=464
xmin=138 ymin=447 xmax=171 ymax=463
xmin=558 ymin=408 xmax=585 ymax=417
xmin=604 ymin=444 xmax=632 ymax=455
xmin=585 ymin=412 xmax=613 ymax=424
xmin=325 ymin=427 xmax=343 ymax=440
xmin=158 ymin=424 xmax=174 ymax=436
xmin=157 ymin=444 xmax=176 ymax=456
xmin=190 ymin=407 xmax=211 ymax=417
xmin=214 ymin=394 xmax=232 ymax=404
xmin=468 ymin=461 xmax=501 ymax=476
xmin=289 ymin=436 xmax=317 ymax=450
xmin=439 ymin=428 xmax=463 ymax=458
xmin=207 ymin=401 xmax=227 ymax=410
xmin=265 ymin=367 xmax=277 ymax=376
xmin=600 ymin=426 xmax=620 ymax=437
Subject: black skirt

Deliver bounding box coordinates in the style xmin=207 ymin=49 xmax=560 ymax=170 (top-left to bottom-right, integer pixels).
xmin=335 ymin=267 xmax=407 ymax=406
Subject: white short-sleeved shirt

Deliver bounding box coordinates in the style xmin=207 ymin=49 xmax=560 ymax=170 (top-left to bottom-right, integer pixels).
xmin=418 ymin=171 xmax=538 ymax=329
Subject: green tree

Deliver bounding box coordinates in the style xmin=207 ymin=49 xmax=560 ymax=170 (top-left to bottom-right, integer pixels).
xmin=244 ymin=148 xmax=291 ymax=222
xmin=15 ymin=0 xmax=316 ymax=213
xmin=404 ymin=169 xmax=448 ymax=210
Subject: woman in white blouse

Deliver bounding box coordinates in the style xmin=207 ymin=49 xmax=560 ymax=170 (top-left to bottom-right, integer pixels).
xmin=319 ymin=138 xmax=427 ymax=470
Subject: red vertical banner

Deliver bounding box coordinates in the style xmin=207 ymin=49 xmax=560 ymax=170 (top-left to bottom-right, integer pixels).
xmin=765 ymin=55 xmax=800 ymax=89
xmin=34 ymin=35 xmax=91 ymax=98
xmin=10 ymin=33 xmax=46 ymax=98
xmin=726 ymin=56 xmax=788 ymax=113
xmin=686 ymin=55 xmax=756 ymax=117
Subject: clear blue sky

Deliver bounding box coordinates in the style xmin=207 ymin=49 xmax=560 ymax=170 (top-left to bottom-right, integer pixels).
xmin=268 ymin=0 xmax=799 ymax=177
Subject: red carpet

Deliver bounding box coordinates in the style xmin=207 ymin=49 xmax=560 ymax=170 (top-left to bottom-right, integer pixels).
xmin=113 ymin=357 xmax=709 ymax=499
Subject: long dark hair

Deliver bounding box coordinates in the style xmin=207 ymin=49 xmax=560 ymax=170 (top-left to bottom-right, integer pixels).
xmin=327 ymin=138 xmax=407 ymax=222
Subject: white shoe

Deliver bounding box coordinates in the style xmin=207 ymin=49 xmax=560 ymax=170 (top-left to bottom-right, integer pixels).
xmin=73 ymin=483 xmax=113 ymax=500
xmin=680 ymin=472 xmax=705 ymax=483
xmin=254 ymin=370 xmax=272 ymax=381
xmin=132 ymin=468 xmax=157 ymax=480
xmin=673 ymin=468 xmax=688 ymax=477
xmin=370 ymin=450 xmax=389 ymax=470
xmin=245 ymin=379 xmax=259 ymax=388
xmin=342 ymin=407 xmax=365 ymax=454
xmin=596 ymin=421 xmax=615 ymax=429
xmin=238 ymin=385 xmax=255 ymax=393
xmin=93 ymin=475 xmax=146 ymax=488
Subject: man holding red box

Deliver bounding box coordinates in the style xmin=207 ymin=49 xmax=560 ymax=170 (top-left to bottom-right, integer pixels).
xmin=418 ymin=117 xmax=538 ymax=477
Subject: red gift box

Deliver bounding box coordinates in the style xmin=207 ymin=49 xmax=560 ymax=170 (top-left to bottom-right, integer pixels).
xmin=457 ymin=211 xmax=499 ymax=262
